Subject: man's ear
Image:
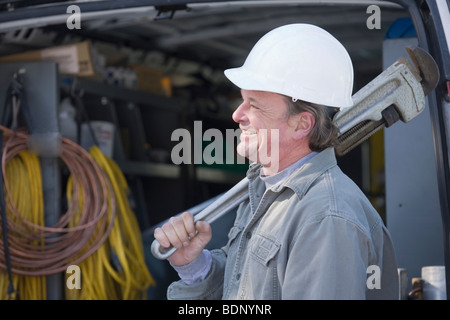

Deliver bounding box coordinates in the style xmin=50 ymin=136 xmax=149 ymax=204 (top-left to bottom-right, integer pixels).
xmin=292 ymin=112 xmax=315 ymax=140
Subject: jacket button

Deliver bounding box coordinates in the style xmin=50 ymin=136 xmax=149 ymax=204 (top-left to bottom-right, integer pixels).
xmin=236 ymin=273 xmax=241 ymax=280
xmin=246 ymin=232 xmax=252 ymax=239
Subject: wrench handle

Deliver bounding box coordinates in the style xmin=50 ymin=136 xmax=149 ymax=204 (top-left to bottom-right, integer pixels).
xmin=151 ymin=177 xmax=249 ymax=260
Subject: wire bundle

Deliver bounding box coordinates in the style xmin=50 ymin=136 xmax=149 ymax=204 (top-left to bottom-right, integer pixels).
xmin=65 ymin=146 xmax=155 ymax=300
xmin=0 ymin=125 xmax=154 ymax=299
xmin=0 ymin=147 xmax=46 ymax=299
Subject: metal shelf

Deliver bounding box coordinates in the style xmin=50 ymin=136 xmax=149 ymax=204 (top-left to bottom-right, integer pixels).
xmin=117 ymin=160 xmax=244 ymax=184
xmin=117 ymin=160 xmax=181 ymax=179
xmin=60 ymin=75 xmax=246 ymax=184
xmin=196 ymin=166 xmax=245 ymax=184
xmin=60 ymin=75 xmax=183 ymax=112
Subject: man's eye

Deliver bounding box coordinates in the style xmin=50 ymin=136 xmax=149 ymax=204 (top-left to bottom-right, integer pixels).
xmin=250 ymin=104 xmax=259 ymax=109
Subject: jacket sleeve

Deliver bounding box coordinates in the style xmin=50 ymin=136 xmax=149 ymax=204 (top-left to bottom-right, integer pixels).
xmin=166 ymin=249 xmax=227 ymax=300
xmin=166 ymin=202 xmax=246 ymax=300
xmin=282 ymin=214 xmax=371 ymax=299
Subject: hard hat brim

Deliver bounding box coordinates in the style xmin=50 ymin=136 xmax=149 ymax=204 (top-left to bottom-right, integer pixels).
xmin=224 ymin=67 xmax=277 ymax=96
xmin=224 ymin=67 xmax=353 ymax=108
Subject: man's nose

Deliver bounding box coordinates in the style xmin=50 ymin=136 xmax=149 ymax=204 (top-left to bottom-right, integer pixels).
xmin=232 ymin=103 xmax=247 ymax=123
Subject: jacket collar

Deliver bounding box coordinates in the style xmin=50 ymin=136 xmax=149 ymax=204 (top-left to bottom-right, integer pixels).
xmin=246 ymin=147 xmax=337 ymax=198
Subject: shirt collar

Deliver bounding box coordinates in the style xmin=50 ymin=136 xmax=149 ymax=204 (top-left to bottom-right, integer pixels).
xmin=260 ymin=152 xmax=318 ymax=189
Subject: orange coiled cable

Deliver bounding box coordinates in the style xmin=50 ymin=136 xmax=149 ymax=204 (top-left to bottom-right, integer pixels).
xmin=0 ymin=125 xmax=115 ymax=277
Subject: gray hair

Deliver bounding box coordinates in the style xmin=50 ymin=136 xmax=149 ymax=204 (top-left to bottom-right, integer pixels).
xmin=284 ymin=97 xmax=339 ymax=152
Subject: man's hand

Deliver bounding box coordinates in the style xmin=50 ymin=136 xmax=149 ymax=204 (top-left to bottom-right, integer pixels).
xmin=153 ymin=211 xmax=212 ymax=266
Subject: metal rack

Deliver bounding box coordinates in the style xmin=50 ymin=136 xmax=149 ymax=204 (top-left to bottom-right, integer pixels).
xmin=60 ymin=75 xmax=245 ymax=183
xmin=0 ymin=61 xmax=63 ymax=299
xmin=0 ymin=63 xmax=246 ymax=299
xmin=60 ymin=74 xmax=246 ymax=226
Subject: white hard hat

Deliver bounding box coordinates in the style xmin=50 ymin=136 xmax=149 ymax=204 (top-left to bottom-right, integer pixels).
xmin=224 ymin=24 xmax=354 ymax=108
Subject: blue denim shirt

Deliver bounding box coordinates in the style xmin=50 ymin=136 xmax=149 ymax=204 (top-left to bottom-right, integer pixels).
xmin=167 ymin=148 xmax=399 ymax=299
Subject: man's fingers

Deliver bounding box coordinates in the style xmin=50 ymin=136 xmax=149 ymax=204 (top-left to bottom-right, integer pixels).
xmin=170 ymin=216 xmax=192 ymax=247
xmin=159 ymin=218 xmax=184 ymax=249
xmin=153 ymin=227 xmax=170 ymax=248
xmin=155 ymin=213 xmax=196 ymax=249
xmin=181 ymin=211 xmax=196 ymax=239
xmin=153 ymin=212 xmax=212 ymax=252
xmin=194 ymin=221 xmax=212 ymax=244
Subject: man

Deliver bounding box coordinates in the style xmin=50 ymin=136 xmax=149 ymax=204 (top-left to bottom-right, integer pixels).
xmin=154 ymin=23 xmax=399 ymax=299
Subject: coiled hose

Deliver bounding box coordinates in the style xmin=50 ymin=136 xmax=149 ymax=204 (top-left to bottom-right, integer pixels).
xmin=0 ymin=125 xmax=154 ymax=299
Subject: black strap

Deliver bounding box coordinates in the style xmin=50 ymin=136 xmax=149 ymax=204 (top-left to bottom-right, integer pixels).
xmin=0 ymin=136 xmax=16 ymax=300
xmin=70 ymin=80 xmax=98 ymax=146
xmin=0 ymin=71 xmax=30 ymax=300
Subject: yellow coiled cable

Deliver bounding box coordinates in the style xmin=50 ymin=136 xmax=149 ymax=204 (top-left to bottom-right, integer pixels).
xmin=0 ymin=129 xmax=154 ymax=299
xmin=0 ymin=150 xmax=46 ymax=299
xmin=65 ymin=145 xmax=155 ymax=300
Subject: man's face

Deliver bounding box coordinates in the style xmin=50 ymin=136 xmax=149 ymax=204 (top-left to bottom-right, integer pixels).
xmin=232 ymin=90 xmax=296 ymax=173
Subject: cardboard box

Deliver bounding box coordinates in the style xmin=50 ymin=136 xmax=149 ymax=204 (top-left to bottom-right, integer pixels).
xmin=0 ymin=41 xmax=95 ymax=77
xmin=128 ymin=64 xmax=172 ymax=96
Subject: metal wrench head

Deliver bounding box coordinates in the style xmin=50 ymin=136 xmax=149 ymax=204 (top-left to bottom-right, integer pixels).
xmin=405 ymin=46 xmax=440 ymax=96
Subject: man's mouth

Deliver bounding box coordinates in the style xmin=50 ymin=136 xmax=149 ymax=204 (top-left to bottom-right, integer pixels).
xmin=242 ymin=129 xmax=257 ymax=136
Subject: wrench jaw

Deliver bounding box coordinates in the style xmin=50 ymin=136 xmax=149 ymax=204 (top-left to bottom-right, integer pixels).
xmin=405 ymin=46 xmax=440 ymax=96
xmin=334 ymin=46 xmax=439 ymax=157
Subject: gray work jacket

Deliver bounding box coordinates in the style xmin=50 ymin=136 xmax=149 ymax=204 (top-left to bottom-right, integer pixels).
xmin=167 ymin=147 xmax=399 ymax=299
